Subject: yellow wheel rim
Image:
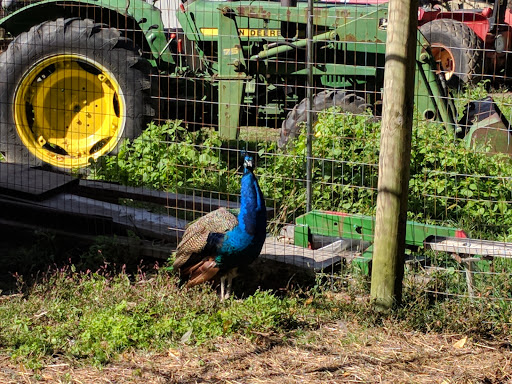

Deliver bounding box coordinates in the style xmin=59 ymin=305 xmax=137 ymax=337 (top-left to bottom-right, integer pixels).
xmin=430 ymin=44 xmax=456 ymax=81
xmin=13 ymin=54 xmax=126 ymax=169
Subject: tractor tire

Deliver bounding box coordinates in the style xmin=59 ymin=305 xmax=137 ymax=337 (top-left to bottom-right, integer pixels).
xmin=419 ymin=19 xmax=483 ymax=87
xmin=278 ymin=90 xmax=370 ymax=148
xmin=0 ymin=18 xmax=154 ymax=170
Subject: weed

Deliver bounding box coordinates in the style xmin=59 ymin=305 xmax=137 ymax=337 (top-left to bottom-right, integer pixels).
xmin=1 ymin=260 xmax=511 ymax=367
xmin=91 ymin=90 xmax=512 ymax=241
xmin=0 ymin=268 xmax=319 ymax=366
xmin=91 ymin=121 xmax=239 ymax=199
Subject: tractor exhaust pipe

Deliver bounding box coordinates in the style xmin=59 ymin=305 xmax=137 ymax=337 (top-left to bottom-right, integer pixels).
xmin=281 ymin=0 xmax=297 ymax=7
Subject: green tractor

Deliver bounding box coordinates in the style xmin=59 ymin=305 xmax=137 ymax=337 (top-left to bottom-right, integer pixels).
xmin=0 ymin=0 xmax=510 ymax=170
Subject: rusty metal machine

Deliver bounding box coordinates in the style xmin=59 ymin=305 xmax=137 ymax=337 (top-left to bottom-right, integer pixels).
xmin=0 ymin=0 xmax=510 ymax=170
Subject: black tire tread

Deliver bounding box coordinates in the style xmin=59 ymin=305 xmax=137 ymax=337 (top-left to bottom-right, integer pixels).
xmin=279 ymin=90 xmax=370 ymax=148
xmin=420 ymin=18 xmax=483 ymax=85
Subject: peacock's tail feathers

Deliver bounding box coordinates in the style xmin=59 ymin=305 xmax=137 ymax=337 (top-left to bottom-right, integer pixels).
xmin=173 ymin=207 xmax=238 ymax=268
xmin=183 ymin=258 xmax=220 ymax=288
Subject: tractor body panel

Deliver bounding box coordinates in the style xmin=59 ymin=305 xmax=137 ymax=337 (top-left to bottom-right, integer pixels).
xmin=0 ymin=0 xmax=175 ymax=63
xmin=0 ymin=0 xmax=511 ymax=163
xmin=176 ymin=0 xmax=460 ymax=137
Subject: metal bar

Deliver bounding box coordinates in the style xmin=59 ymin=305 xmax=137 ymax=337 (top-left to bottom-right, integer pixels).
xmin=249 ymin=30 xmax=334 ymax=61
xmin=305 ymin=0 xmax=314 ymax=212
xmin=425 ymin=237 xmax=512 ymax=259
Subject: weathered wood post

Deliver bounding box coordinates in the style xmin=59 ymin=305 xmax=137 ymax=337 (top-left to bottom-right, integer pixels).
xmin=370 ymin=0 xmax=418 ymax=310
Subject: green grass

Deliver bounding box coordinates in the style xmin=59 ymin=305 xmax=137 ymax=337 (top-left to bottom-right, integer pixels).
xmin=0 ymin=266 xmax=316 ymax=367
xmin=1 ymin=261 xmax=511 ymax=368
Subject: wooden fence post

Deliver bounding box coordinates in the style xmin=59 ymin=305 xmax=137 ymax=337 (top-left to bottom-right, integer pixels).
xmin=370 ymin=0 xmax=419 ymax=310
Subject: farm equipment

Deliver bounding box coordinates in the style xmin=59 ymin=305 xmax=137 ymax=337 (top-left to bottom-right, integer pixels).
xmin=0 ymin=0 xmax=511 ymax=170
xmin=418 ymin=0 xmax=512 ymax=86
xmin=293 ymin=210 xmax=470 ymax=275
xmin=291 ymin=210 xmax=512 ymax=294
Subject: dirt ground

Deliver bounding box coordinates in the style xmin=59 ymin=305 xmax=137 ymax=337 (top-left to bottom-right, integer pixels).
xmin=1 ymin=321 xmax=511 ymax=384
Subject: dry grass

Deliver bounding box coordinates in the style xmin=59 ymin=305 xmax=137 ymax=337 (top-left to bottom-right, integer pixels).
xmin=1 ymin=321 xmax=511 ymax=384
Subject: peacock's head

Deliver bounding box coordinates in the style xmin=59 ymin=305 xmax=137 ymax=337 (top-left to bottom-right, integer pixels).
xmin=242 ymin=153 xmax=254 ymax=172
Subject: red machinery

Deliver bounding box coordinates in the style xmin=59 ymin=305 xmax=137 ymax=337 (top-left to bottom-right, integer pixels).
xmin=418 ymin=0 xmax=512 ymax=86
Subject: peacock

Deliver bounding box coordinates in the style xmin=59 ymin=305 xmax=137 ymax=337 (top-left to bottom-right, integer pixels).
xmin=173 ymin=154 xmax=267 ymax=299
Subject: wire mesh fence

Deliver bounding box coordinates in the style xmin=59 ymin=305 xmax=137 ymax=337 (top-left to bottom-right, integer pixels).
xmin=0 ymin=0 xmax=512 ymax=310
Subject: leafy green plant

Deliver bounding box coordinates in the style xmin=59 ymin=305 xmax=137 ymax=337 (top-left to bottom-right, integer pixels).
xmin=92 ymin=121 xmax=239 ymax=197
xmin=256 ymin=110 xmax=381 ymax=222
xmin=92 ymin=99 xmax=512 ymax=240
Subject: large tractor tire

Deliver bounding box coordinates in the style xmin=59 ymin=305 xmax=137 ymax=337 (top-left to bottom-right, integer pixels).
xmin=278 ymin=90 xmax=370 ymax=148
xmin=419 ymin=19 xmax=483 ymax=87
xmin=0 ymin=18 xmax=154 ymax=170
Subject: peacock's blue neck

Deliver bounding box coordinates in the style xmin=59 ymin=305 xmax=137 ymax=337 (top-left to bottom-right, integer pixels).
xmin=237 ymin=169 xmax=266 ymax=235
xmin=214 ymin=167 xmax=267 ymax=269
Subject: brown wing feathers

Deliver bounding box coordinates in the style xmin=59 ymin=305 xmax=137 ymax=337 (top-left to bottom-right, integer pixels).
xmin=173 ymin=208 xmax=238 ymax=284
xmin=181 ymin=258 xmax=219 ymax=288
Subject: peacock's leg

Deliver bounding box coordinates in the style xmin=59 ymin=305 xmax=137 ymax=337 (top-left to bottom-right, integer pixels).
xmin=225 ymin=275 xmax=232 ymax=300
xmin=224 ymin=268 xmax=238 ymax=300
xmin=219 ymin=269 xmax=238 ymax=300
xmin=220 ymin=275 xmax=227 ymax=301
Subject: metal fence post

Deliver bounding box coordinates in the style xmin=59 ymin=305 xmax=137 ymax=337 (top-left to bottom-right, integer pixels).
xmin=305 ymin=0 xmax=314 ymax=212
